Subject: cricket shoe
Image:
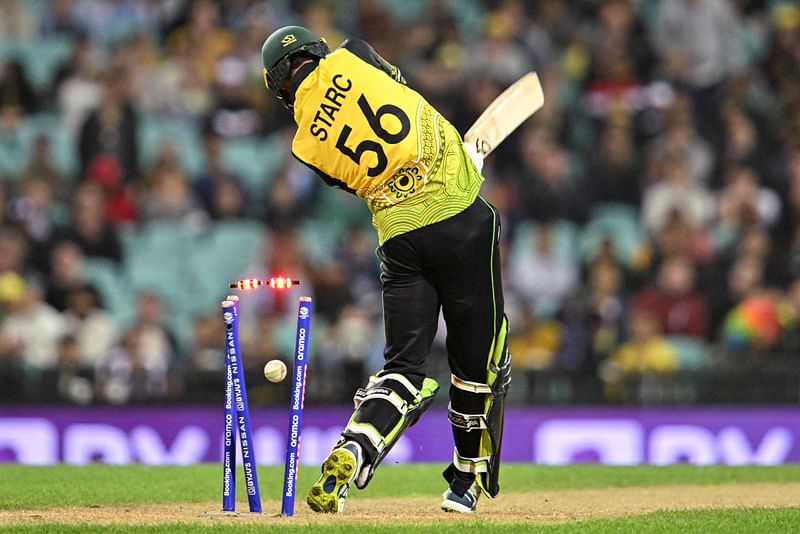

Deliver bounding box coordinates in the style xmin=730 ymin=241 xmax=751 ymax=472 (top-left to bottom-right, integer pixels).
xmin=307 ymin=441 xmax=362 ymax=513
xmin=441 ymin=481 xmax=480 ymax=513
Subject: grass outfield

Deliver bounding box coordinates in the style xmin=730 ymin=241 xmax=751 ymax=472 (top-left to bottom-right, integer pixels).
xmin=1 ymin=464 xmax=799 ymax=532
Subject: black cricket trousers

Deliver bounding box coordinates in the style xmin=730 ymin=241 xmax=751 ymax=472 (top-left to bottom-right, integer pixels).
xmin=360 ymin=195 xmax=506 ymax=474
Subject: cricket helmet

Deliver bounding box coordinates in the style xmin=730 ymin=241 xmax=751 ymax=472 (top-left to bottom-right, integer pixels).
xmin=261 ymin=25 xmax=330 ymax=108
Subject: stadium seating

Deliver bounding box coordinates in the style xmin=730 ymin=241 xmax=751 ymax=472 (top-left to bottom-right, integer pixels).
xmin=137 ymin=114 xmax=204 ymax=177
xmin=82 ymin=256 xmax=136 ymax=328
xmin=579 ymin=203 xmax=645 ymax=266
xmin=665 ymin=336 xmax=712 ymax=370
xmin=221 ymin=132 xmax=288 ymax=194
xmin=510 ymin=219 xmax=580 ymax=262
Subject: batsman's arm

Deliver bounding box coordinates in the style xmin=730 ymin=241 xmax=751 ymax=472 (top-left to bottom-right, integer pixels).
xmin=341 ymin=38 xmax=406 ymax=84
xmin=292 ymin=153 xmax=358 ymax=195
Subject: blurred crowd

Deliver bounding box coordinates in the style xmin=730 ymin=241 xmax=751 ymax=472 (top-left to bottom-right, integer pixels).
xmin=1 ymin=0 xmax=799 ymax=406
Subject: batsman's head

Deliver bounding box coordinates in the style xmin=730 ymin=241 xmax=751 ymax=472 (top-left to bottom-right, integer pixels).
xmin=261 ymin=25 xmax=330 ymax=110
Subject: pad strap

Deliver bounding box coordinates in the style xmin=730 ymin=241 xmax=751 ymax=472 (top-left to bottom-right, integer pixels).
xmin=451 ymin=375 xmax=492 ymax=395
xmin=353 ymin=386 xmax=409 ymax=416
xmin=452 ymin=449 xmax=490 ymax=474
xmin=447 ymin=403 xmax=488 ymax=431
xmin=354 ymin=372 xmax=423 ymax=411
xmin=345 ymin=422 xmax=386 ymax=451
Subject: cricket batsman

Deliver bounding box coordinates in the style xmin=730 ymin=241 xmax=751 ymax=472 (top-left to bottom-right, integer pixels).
xmin=261 ymin=26 xmax=511 ymax=514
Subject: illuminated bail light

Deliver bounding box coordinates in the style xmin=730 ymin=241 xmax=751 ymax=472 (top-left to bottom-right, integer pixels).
xmin=229 ymin=277 xmax=300 ymax=290
xmin=233 ymin=278 xmax=264 ymax=290
xmin=267 ymin=276 xmax=299 ymax=289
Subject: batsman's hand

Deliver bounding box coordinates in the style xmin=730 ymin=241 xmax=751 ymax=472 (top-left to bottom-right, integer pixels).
xmin=463 ymin=142 xmax=484 ymax=173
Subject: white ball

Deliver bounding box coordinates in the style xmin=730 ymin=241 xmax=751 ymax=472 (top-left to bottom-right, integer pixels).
xmin=264 ymin=359 xmax=287 ymax=383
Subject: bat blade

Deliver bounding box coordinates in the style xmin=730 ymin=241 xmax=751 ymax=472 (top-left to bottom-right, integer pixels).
xmin=463 ymin=72 xmax=544 ymax=158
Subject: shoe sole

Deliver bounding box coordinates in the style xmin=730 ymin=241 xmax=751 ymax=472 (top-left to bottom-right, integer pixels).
xmin=307 ymin=449 xmax=356 ymax=513
xmin=441 ymin=500 xmax=475 ymax=513
xmin=441 ymin=486 xmax=478 ymax=513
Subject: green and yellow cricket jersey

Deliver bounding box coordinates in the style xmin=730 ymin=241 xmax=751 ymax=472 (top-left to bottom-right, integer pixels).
xmin=291 ymin=39 xmax=483 ymax=245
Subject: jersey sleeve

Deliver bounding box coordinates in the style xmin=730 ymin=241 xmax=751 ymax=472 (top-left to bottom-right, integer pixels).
xmin=291 ymin=152 xmax=357 ymax=195
xmin=340 ymin=38 xmax=406 ymax=85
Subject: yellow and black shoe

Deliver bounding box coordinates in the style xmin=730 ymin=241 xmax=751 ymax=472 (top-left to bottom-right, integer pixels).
xmin=307 ymin=442 xmax=362 ymax=513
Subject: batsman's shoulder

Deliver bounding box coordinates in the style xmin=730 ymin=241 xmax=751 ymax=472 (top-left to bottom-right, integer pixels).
xmin=339 ymin=37 xmax=372 ymax=58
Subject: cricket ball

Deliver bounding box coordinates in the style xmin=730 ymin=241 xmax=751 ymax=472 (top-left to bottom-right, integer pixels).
xmin=264 ymin=359 xmax=287 ymax=383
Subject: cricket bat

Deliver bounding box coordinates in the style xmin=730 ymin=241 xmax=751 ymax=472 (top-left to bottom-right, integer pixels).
xmin=463 ymin=72 xmax=544 ymax=162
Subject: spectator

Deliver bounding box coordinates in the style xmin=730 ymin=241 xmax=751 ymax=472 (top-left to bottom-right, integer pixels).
xmin=559 ymin=260 xmax=628 ymax=374
xmin=508 ymin=223 xmax=578 ymax=318
xmin=40 ymin=0 xmax=85 ymax=37
xmin=121 ymin=33 xmax=163 ymax=115
xmin=0 ymin=271 xmax=25 ymax=398
xmin=0 ymin=276 xmax=66 ymax=374
xmin=19 ymin=135 xmax=69 ymax=200
xmin=518 ymin=129 xmax=578 ymax=223
xmin=0 ymin=0 xmax=37 ymax=39
xmin=239 ymin=312 xmax=285 ymax=373
xmin=470 ymin=4 xmax=532 ymax=85
xmin=8 ymin=176 xmax=62 ymax=255
xmin=78 ymin=66 xmax=139 ymax=182
xmin=185 ymin=312 xmax=226 ymax=372
xmin=329 ymin=304 xmax=381 ymax=402
xmin=716 ymin=165 xmax=781 ymax=230
xmin=55 ymin=334 xmax=95 ymax=404
xmin=4 ymin=180 xmax=56 ymax=281
xmin=762 ymin=3 xmax=800 ymax=98
xmin=652 ymin=0 xmax=746 ymax=141
xmin=102 ymin=291 xmax=178 ymax=402
xmin=646 ymin=105 xmax=713 ymax=186
xmin=0 ymin=106 xmax=26 ymax=177
xmin=55 ymin=32 xmax=102 ymax=135
xmin=708 ymin=253 xmax=767 ymax=336
xmin=167 ymin=0 xmax=233 ymax=87
xmin=780 ymin=278 xmax=800 ymax=360
xmin=206 ymin=33 xmax=264 ymax=138
xmin=604 ymin=307 xmax=679 ymax=377
xmin=632 ymin=255 xmax=709 ymax=339
xmin=181 ymin=310 xmax=228 ymax=401
xmin=584 ymin=121 xmax=642 ymax=207
xmin=208 ymin=175 xmax=246 ymax=220
xmin=194 ymin=131 xmax=246 ymax=219
xmin=0 ymin=227 xmax=28 ymax=276
xmin=337 ymin=226 xmax=381 ymax=309
xmin=311 ymin=259 xmax=353 ymax=325
xmin=508 ymin=305 xmax=563 ymax=373
xmin=587 ymin=0 xmax=655 ymax=84
xmin=0 ymin=182 xmax=8 ymax=228
xmin=45 ymin=240 xmax=86 ymax=312
xmin=721 ymin=290 xmax=785 ymax=363
xmin=581 ymin=0 xmax=657 ymax=124
xmin=61 ymin=285 xmax=117 ymax=369
xmin=718 ymin=104 xmax=765 ymax=174
xmin=264 ymin=170 xmax=305 ymax=230
xmin=139 ymin=143 xmax=205 ymax=223
xmin=641 ymin=157 xmax=714 ymax=235
xmin=61 ymin=181 xmax=123 ymax=263
xmin=86 ymin=153 xmax=138 ymax=226
xmin=774 ymin=149 xmax=800 ymax=248
xmin=632 ymin=208 xmax=716 ymax=287
xmin=0 ymin=59 xmax=38 ymax=115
